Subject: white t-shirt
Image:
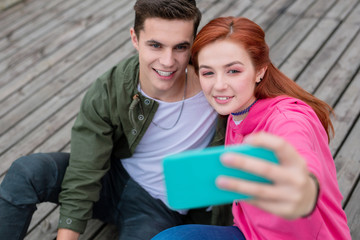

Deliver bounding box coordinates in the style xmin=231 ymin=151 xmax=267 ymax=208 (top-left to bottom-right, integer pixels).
xmin=121 ymin=90 xmax=217 ymax=211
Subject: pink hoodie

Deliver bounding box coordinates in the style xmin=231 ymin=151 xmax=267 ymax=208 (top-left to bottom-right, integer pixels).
xmin=226 ymin=96 xmax=351 ymax=240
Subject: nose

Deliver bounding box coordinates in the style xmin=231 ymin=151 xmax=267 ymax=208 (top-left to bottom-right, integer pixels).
xmin=214 ymin=74 xmax=227 ymax=90
xmin=159 ymin=49 xmax=175 ymax=67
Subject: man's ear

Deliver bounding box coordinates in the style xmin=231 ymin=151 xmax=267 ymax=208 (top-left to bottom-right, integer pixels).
xmin=130 ymin=28 xmax=139 ymax=51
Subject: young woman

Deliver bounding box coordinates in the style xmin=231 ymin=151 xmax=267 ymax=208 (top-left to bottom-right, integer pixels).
xmin=152 ymin=17 xmax=351 ymax=240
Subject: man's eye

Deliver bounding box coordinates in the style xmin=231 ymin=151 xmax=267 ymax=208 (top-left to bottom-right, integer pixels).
xmin=151 ymin=43 xmax=161 ymax=48
xmin=176 ymin=45 xmax=188 ymax=50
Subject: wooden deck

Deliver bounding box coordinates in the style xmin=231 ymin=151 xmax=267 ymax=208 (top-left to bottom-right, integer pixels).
xmin=0 ymin=0 xmax=359 ymax=239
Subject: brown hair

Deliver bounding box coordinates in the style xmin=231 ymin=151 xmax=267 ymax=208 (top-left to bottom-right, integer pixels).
xmin=133 ymin=0 xmax=202 ymax=38
xmin=191 ymin=17 xmax=334 ymax=140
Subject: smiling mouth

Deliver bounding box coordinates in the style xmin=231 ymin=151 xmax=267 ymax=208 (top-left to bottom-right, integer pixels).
xmin=215 ymin=96 xmax=231 ymax=100
xmin=155 ymin=69 xmax=175 ymax=77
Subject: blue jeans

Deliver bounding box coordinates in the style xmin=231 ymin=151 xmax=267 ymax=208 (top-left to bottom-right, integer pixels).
xmin=0 ymin=152 xmax=201 ymax=240
xmin=152 ymin=224 xmax=246 ymax=240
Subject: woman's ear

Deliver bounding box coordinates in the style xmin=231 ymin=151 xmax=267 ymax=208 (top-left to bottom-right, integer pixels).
xmin=130 ymin=28 xmax=139 ymax=51
xmin=256 ymin=66 xmax=268 ymax=83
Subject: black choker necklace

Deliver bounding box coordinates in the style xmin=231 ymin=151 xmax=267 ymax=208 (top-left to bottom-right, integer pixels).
xmin=231 ymin=99 xmax=257 ymax=116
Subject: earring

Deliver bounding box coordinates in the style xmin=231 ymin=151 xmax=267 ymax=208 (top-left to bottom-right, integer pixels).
xmin=257 ymin=78 xmax=263 ymax=83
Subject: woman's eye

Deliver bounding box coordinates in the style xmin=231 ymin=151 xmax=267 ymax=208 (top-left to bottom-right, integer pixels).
xmin=228 ymin=69 xmax=240 ymax=74
xmin=202 ymin=71 xmax=214 ymax=76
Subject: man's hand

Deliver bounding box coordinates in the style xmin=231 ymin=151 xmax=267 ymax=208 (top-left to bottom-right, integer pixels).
xmin=57 ymin=228 xmax=80 ymax=240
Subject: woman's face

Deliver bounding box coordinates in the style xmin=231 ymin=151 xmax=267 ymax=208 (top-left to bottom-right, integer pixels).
xmin=197 ymin=39 xmax=263 ymax=120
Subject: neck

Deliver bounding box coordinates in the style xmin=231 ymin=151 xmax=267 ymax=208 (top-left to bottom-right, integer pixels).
xmin=231 ymin=99 xmax=257 ymax=121
xmin=139 ymin=70 xmax=187 ymax=103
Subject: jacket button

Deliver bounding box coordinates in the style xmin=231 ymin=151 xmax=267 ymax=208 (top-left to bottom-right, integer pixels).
xmin=131 ymin=129 xmax=137 ymax=135
xmin=144 ymin=99 xmax=151 ymax=105
xmin=138 ymin=115 xmax=144 ymax=121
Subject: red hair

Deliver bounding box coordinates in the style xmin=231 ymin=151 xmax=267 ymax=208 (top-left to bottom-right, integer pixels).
xmin=191 ymin=17 xmax=334 ymax=140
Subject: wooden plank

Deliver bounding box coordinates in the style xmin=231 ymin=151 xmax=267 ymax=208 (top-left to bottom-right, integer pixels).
xmin=329 ymin=70 xmax=360 ymax=157
xmin=0 ymin=2 xmax=133 ymax=115
xmin=0 ymin=0 xmax=121 ymax=86
xmin=314 ymin=31 xmax=360 ymax=106
xmin=33 ymin=118 xmax=74 ymax=154
xmin=0 ymin=0 xmax=27 ymax=19
xmin=295 ymin=2 xmax=360 ymax=93
xmin=25 ymin=206 xmax=59 ymax=240
xmin=279 ymin=0 xmax=359 ymax=80
xmin=252 ymin=0 xmax=295 ymax=31
xmin=0 ymin=24 xmax=134 ymax=138
xmin=326 ymin=0 xmax=360 ymax=20
xmin=336 ymin=109 xmax=360 ymax=206
xmin=265 ymin=0 xmax=315 ymax=48
xmin=331 ymin=69 xmax=360 ymax=201
xmin=270 ymin=0 xmax=336 ymax=67
xmin=0 ymin=0 xmax=63 ymax=37
xmin=62 ymin=144 xmax=71 ymax=153
xmin=345 ymin=176 xmax=360 ymax=239
xmin=279 ymin=18 xmax=339 ymax=80
xmin=199 ymin=0 xmax=238 ymax=29
xmin=218 ymin=0 xmax=252 ymax=17
xmin=0 ymin=0 xmax=22 ymax=10
xmin=27 ymin=206 xmax=107 ymax=240
xmin=0 ymin=91 xmax=85 ymax=177
xmin=241 ymin=0 xmax=278 ymax=21
xmin=0 ymin=40 xmax=135 ymax=176
xmin=27 ymin=203 xmax=58 ymax=235
xmin=196 ymin=0 xmax=219 ymax=14
xmin=0 ymin=0 xmax=96 ymax=56
xmin=0 ymin=0 xmax=84 ymax=56
xmin=0 ymin=36 xmax=133 ymax=161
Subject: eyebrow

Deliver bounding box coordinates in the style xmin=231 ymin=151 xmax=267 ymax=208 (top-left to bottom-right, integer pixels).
xmin=199 ymin=61 xmax=244 ymax=70
xmin=225 ymin=61 xmax=244 ymax=67
xmin=146 ymin=40 xmax=191 ymax=47
xmin=146 ymin=40 xmax=161 ymax=45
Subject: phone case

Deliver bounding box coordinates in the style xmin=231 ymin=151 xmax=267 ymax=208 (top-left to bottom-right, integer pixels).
xmin=163 ymin=144 xmax=279 ymax=210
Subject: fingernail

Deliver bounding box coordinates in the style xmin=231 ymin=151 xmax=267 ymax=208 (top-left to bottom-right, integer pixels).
xmin=216 ymin=176 xmax=229 ymax=188
xmin=220 ymin=153 xmax=233 ymax=165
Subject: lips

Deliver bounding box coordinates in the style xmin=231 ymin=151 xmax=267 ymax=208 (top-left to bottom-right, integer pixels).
xmin=155 ymin=69 xmax=175 ymax=77
xmin=214 ymin=96 xmax=233 ymax=104
xmin=216 ymin=96 xmax=230 ymax=101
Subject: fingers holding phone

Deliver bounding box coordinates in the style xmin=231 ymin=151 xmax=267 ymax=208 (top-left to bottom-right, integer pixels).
xmin=217 ymin=132 xmax=319 ymax=219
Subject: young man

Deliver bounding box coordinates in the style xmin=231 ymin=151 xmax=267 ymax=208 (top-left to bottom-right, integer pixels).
xmin=0 ymin=1 xmax=230 ymax=239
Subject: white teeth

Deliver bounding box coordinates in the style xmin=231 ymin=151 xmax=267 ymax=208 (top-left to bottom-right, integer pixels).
xmin=216 ymin=97 xmax=229 ymax=100
xmin=156 ymin=70 xmax=173 ymax=77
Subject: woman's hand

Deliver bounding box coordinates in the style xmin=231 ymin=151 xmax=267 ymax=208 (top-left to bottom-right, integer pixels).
xmin=216 ymin=132 xmax=319 ymax=219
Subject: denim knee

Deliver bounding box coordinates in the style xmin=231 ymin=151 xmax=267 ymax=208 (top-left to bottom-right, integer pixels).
xmin=0 ymin=153 xmax=69 ymax=205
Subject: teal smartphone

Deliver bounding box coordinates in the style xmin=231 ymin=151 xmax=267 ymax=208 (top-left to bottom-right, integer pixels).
xmin=163 ymin=144 xmax=279 ymax=210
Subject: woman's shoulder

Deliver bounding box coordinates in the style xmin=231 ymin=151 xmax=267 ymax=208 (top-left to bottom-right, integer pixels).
xmin=255 ymin=96 xmax=319 ymax=129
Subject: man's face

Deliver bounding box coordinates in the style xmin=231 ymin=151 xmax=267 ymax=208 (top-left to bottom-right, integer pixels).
xmin=130 ymin=17 xmax=194 ymax=100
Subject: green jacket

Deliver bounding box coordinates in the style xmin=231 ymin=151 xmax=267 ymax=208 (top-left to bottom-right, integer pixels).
xmin=58 ymin=55 xmax=229 ymax=233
